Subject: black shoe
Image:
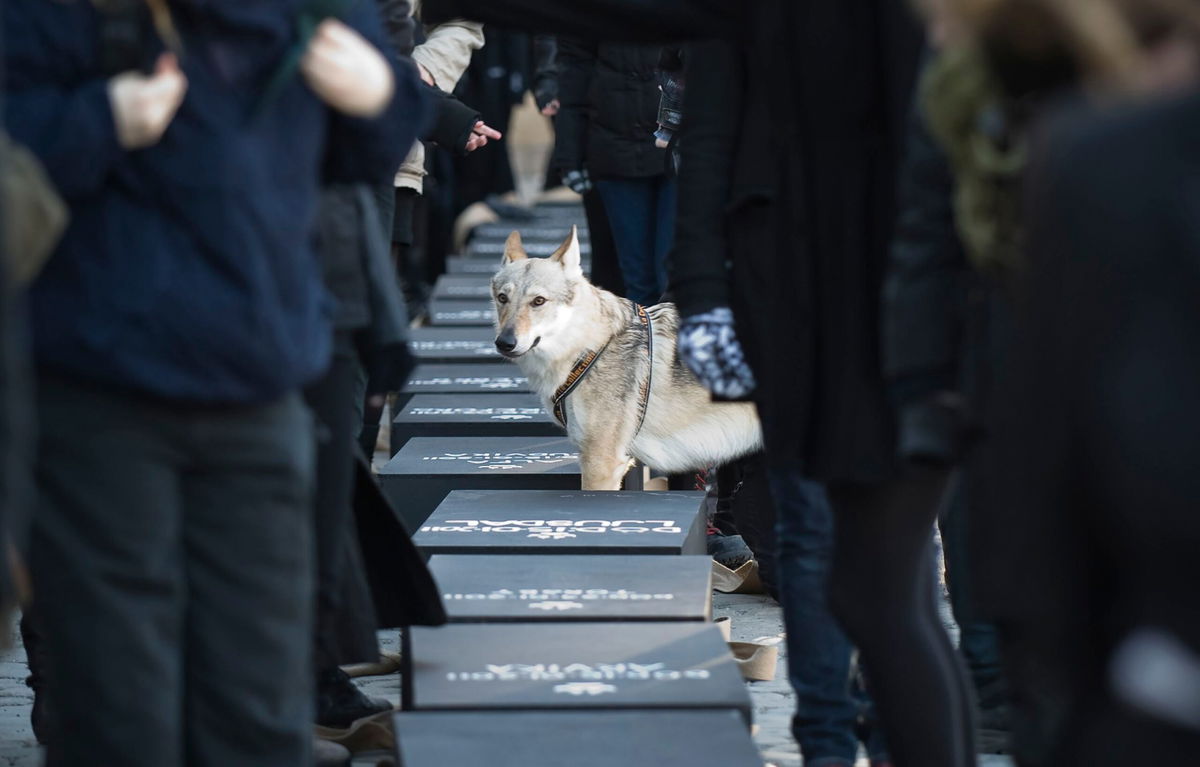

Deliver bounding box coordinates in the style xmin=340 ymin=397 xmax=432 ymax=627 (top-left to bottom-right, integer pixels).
xmin=707 ymin=527 xmax=753 ymax=570
xmin=316 ymin=668 xmax=393 ymax=729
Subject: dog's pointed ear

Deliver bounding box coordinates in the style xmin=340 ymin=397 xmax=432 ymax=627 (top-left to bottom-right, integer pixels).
xmin=549 ymin=225 xmax=583 ymax=277
xmin=502 ymin=231 xmax=528 ymax=264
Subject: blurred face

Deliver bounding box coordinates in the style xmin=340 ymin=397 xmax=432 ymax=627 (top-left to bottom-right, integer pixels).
xmin=1135 ymin=31 xmax=1200 ymax=93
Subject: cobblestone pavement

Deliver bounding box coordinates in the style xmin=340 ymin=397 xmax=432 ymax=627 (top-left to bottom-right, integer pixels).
xmin=2 ymin=598 xmax=1015 ymax=767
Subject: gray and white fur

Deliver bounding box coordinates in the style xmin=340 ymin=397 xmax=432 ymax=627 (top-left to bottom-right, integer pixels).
xmin=491 ymin=226 xmax=763 ymax=490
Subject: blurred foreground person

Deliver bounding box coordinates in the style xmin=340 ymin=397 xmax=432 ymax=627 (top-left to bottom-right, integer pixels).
xmin=993 ymin=85 xmax=1200 ymax=765
xmin=3 ymin=0 xmax=422 ymax=764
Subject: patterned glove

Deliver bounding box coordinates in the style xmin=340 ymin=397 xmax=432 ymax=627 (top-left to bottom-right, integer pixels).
xmin=677 ymin=307 xmax=757 ymax=399
xmin=562 ymin=169 xmax=593 ymax=195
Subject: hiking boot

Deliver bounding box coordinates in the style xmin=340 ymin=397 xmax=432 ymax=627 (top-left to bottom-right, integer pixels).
xmin=314 ymin=737 xmax=352 ymax=767
xmin=316 ymin=668 xmax=393 ymax=729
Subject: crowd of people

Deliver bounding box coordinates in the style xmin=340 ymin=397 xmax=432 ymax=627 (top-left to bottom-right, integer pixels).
xmin=2 ymin=0 xmax=1199 ymax=765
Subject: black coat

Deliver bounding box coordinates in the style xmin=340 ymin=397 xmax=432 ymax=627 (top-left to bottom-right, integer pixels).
xmin=554 ymin=39 xmax=666 ymax=178
xmin=424 ymin=0 xmax=923 ymax=482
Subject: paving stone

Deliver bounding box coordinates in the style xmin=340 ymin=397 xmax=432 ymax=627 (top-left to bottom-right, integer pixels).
xmin=396 ymin=364 xmax=529 ymax=410
xmin=414 ymin=490 xmax=706 ymax=557
xmin=390 ymin=394 xmax=559 ymax=454
xmin=378 ymin=438 xmax=581 ymax=532
xmin=402 ymin=622 xmax=751 ymax=722
xmin=430 ymin=274 xmax=493 ymax=302
xmin=426 ymin=299 xmax=495 ymax=327
xmin=393 ymin=710 xmax=761 ymax=767
xmin=428 ymin=554 xmax=712 ymax=622
xmin=408 ymin=327 xmax=500 ymax=363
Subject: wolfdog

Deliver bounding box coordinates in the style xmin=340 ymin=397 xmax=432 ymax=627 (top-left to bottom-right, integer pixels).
xmin=490 ymin=226 xmax=763 ymax=490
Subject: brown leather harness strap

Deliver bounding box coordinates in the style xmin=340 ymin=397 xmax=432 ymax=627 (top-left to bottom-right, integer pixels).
xmin=551 ymin=300 xmax=654 ymax=434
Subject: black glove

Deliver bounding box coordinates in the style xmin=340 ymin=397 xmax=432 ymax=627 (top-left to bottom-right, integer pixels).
xmin=677 ymin=308 xmax=757 ymax=399
xmin=562 ymin=168 xmax=592 ymax=195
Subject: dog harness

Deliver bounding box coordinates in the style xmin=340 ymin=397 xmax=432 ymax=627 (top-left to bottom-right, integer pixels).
xmin=552 ymin=300 xmax=654 ymax=435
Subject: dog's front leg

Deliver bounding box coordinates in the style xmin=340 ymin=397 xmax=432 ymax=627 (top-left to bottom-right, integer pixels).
xmin=579 ymin=443 xmax=632 ymax=491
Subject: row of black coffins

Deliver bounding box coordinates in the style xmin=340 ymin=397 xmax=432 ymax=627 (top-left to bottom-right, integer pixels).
xmin=382 ymin=206 xmax=762 ymax=766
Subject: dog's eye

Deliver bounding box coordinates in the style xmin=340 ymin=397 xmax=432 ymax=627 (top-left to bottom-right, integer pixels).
xmin=531 ymin=296 xmax=547 ymax=307
xmin=497 ymin=293 xmax=509 ymax=304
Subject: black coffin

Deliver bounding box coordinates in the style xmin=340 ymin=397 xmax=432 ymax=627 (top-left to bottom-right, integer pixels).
xmin=402 ymin=623 xmax=751 ymax=722
xmin=472 ymin=223 xmax=592 ymax=243
xmin=430 ymin=274 xmax=492 ymax=301
xmin=427 ymin=299 xmax=495 ymax=327
xmin=414 ymin=490 xmax=707 ymax=557
xmin=378 ymin=438 xmax=580 ymax=533
xmin=428 ymin=554 xmax=713 ymax=622
xmin=397 ymin=364 xmax=529 ymax=410
xmin=446 ymin=255 xmax=591 ymax=276
xmin=408 ymin=327 xmax=499 ymax=363
xmin=390 ymin=394 xmax=560 ymax=454
xmin=444 ymin=256 xmax=501 ymax=275
xmin=467 ymin=238 xmax=592 ymax=260
xmin=392 ymin=710 xmax=761 ymax=767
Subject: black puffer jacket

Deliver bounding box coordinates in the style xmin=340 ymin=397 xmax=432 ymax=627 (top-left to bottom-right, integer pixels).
xmin=554 ymin=38 xmax=666 ymax=178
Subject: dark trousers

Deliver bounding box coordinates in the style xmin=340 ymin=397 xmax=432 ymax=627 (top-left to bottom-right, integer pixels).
xmin=940 ymin=471 xmax=1006 ymax=711
xmin=593 ymin=175 xmax=677 ymax=305
xmin=769 ymin=467 xmax=886 ymax=765
xmin=30 ymin=376 xmax=315 ymax=767
xmin=306 ymin=337 xmax=376 ymax=671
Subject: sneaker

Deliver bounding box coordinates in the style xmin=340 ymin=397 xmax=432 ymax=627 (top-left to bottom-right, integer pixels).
xmin=316 ymin=668 xmax=393 ymax=729
xmin=707 ymin=527 xmax=753 ymax=570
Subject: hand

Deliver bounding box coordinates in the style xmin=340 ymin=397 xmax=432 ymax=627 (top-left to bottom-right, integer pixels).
xmin=678 ymin=307 xmax=757 ymax=399
xmin=465 ymin=121 xmax=502 ymax=152
xmin=301 ymin=19 xmax=394 ymax=117
xmin=417 ymin=63 xmax=436 ymax=86
xmin=108 ymin=53 xmax=188 ymax=149
xmin=561 ymin=168 xmax=592 ymax=195
xmin=541 ymin=98 xmax=560 ymax=117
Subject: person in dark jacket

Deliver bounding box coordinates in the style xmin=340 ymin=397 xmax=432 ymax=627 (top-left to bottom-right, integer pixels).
xmin=3 ymin=0 xmax=424 ymax=764
xmin=555 ymin=37 xmax=674 ymax=305
xmin=421 ymin=3 xmax=974 ymax=766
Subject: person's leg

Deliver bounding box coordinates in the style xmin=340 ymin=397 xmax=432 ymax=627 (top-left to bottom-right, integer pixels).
xmin=182 ymin=394 xmax=315 ymax=766
xmin=593 ymin=177 xmax=659 ymax=305
xmin=29 ymin=377 xmax=186 ymax=767
xmin=768 ymin=467 xmax=861 ymax=766
xmin=828 ymin=466 xmax=976 ymax=767
xmin=581 ymin=188 xmax=626 ymax=296
xmin=728 ymin=453 xmax=779 ymax=600
xmin=940 ymin=470 xmax=1010 ymax=751
xmin=651 ymin=174 xmax=678 ymax=300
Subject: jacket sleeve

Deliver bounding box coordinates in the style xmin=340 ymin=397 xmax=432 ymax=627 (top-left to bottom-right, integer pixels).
xmin=668 ymin=40 xmax=742 ymax=316
xmin=880 ymin=92 xmax=968 ymax=406
xmin=531 ymin=35 xmax=559 ymax=110
xmin=550 ymin=36 xmax=596 ymax=173
xmin=2 ymin=0 xmax=126 ymax=200
xmin=324 ymin=0 xmax=432 ymax=185
xmin=420 ymin=0 xmax=732 ymax=40
xmin=421 ymin=86 xmax=481 ymax=154
xmin=376 ymin=0 xmax=416 ymax=57
xmin=411 ymin=18 xmax=485 ymax=92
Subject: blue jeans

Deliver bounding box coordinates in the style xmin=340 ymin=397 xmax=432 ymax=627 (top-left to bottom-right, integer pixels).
xmin=593 ymin=175 xmax=677 ymax=305
xmin=769 ymin=468 xmax=887 ymax=765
